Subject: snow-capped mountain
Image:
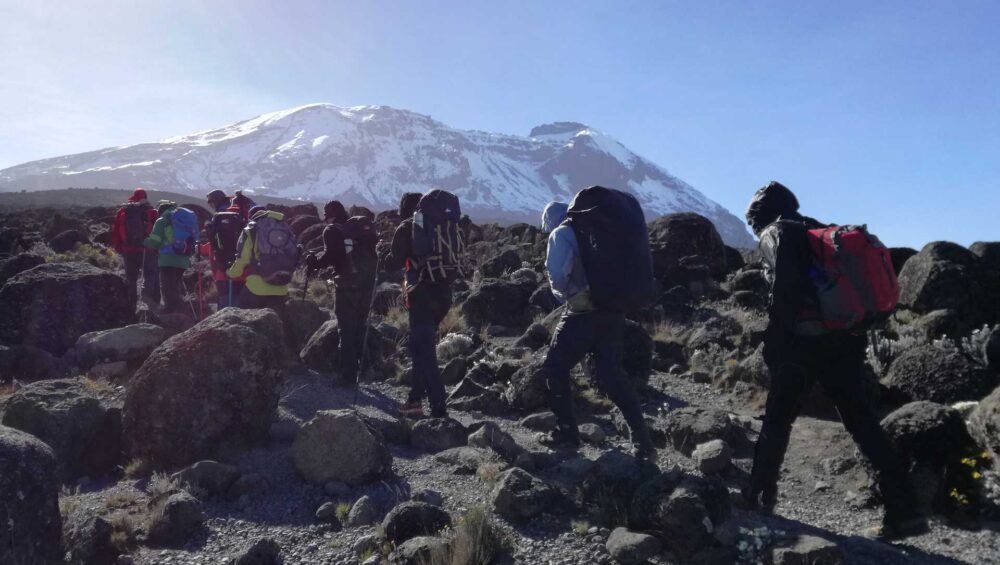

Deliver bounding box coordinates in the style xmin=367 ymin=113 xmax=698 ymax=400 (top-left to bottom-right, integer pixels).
xmin=0 ymin=103 xmax=754 ymax=246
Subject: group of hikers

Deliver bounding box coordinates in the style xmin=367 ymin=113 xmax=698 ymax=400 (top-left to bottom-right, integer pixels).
xmin=110 ymin=181 xmax=926 ymax=541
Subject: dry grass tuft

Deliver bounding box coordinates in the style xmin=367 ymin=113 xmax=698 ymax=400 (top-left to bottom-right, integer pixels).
xmin=46 ymin=243 xmax=121 ymax=271
xmin=81 ymin=376 xmax=114 ymax=394
xmin=123 ymin=457 xmax=154 ymax=479
xmin=476 ymin=462 xmax=505 ymax=485
xmin=424 ymin=506 xmax=502 ymax=565
xmin=438 ymin=306 xmax=468 ymax=338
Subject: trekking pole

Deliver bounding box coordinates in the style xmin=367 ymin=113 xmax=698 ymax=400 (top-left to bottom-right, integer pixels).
xmin=351 ymin=255 xmax=383 ymax=410
xmin=137 ymin=250 xmax=147 ymax=323
xmin=181 ymin=275 xmax=199 ymax=321
xmin=228 ymin=280 xmax=233 ymax=309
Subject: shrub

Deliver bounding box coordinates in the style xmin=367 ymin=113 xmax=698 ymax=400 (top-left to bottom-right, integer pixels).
xmin=425 ymin=506 xmax=502 ymax=565
xmin=46 ymin=243 xmax=121 ymax=271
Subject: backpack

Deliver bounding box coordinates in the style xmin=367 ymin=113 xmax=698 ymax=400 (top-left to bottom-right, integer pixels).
xmin=566 ymin=186 xmax=655 ymax=311
xmin=250 ymin=215 xmax=300 ymax=285
xmin=122 ymin=202 xmax=150 ymax=247
xmin=165 ymin=207 xmax=198 ymax=256
xmin=207 ymin=211 xmax=246 ymax=271
xmin=803 ymin=225 xmax=899 ymax=330
xmin=342 ymin=216 xmax=379 ymax=277
xmin=410 ymin=189 xmax=465 ymax=283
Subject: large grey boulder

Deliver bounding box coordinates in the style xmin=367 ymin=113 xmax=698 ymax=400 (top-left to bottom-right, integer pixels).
xmin=1 ymin=378 xmax=122 ymax=481
xmin=660 ymin=407 xmax=749 ymax=456
xmin=411 ymin=417 xmax=468 ymax=453
xmin=898 ymin=242 xmax=986 ymax=323
xmin=0 ymin=252 xmax=45 ymax=287
xmin=491 ymin=467 xmax=559 ymax=521
xmin=145 ymin=491 xmax=205 ymax=548
xmin=0 ymin=343 xmax=70 ymax=382
xmin=606 ymin=527 xmax=662 ymax=565
xmin=970 ymin=386 xmax=1000 ymax=461
xmin=123 ymin=309 xmax=286 ymax=468
xmin=882 ymin=344 xmax=996 ymax=404
xmin=461 ymin=279 xmax=536 ymax=328
xmin=381 ymin=501 xmax=452 ymax=545
xmin=63 ymin=510 xmax=116 ymax=565
xmin=881 ymin=401 xmax=976 ymax=466
xmin=648 ymin=213 xmax=727 ymax=281
xmin=75 ymin=323 xmax=167 ymax=368
xmin=280 ymin=300 xmax=329 ymax=353
xmin=768 ymin=535 xmax=842 ymax=565
xmin=503 ymin=361 xmax=548 ymax=412
xmin=299 ymin=319 xmax=340 ymax=373
xmin=0 ymin=262 xmax=132 ymax=355
xmin=0 ymin=425 xmax=63 ymax=564
xmin=292 ymin=409 xmax=392 ymax=485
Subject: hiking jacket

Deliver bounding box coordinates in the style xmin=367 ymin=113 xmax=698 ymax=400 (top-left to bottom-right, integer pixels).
xmin=314 ymin=223 xmax=376 ymax=289
xmin=226 ymin=210 xmax=289 ymax=297
xmin=759 ymin=216 xmax=828 ymax=339
xmin=112 ymin=200 xmax=158 ymax=254
xmin=142 ymin=207 xmax=190 ymax=269
xmin=542 ymin=202 xmax=591 ymax=311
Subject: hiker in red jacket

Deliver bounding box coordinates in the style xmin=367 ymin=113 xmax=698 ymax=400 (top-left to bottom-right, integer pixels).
xmin=200 ymin=190 xmax=248 ymax=309
xmin=112 ymin=188 xmax=159 ymax=309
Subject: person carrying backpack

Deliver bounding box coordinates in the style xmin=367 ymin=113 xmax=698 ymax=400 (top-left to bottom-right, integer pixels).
xmin=200 ymin=189 xmax=247 ymax=308
xmin=742 ymin=181 xmax=926 ymax=541
xmin=536 ymin=189 xmax=656 ymax=461
xmin=305 ymin=200 xmax=380 ymax=384
xmin=142 ymin=201 xmax=198 ymax=314
xmin=386 ymin=190 xmax=463 ymax=418
xmin=112 ymin=188 xmax=160 ymax=309
xmin=227 ymin=208 xmax=300 ymax=312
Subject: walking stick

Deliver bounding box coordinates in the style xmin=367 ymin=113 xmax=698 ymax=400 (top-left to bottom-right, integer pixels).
xmin=228 ymin=280 xmax=233 ymax=309
xmin=181 ymin=275 xmax=198 ymax=321
xmin=198 ymin=268 xmax=204 ymax=319
xmin=137 ymin=250 xmax=148 ymax=323
xmin=351 ymin=255 xmax=383 ymax=410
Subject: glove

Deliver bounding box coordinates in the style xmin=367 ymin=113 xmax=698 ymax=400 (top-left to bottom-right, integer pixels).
xmin=304 ymin=253 xmax=318 ymax=277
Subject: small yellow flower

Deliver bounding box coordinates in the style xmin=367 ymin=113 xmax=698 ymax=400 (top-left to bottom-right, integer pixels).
xmin=973 ymin=471 xmax=982 ymax=480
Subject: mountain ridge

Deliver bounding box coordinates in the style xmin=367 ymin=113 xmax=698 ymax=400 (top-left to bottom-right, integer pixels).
xmin=0 ymin=103 xmax=754 ymax=246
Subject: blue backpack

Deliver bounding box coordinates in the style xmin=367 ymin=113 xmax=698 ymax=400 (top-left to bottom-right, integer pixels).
xmin=165 ymin=207 xmax=199 ymax=256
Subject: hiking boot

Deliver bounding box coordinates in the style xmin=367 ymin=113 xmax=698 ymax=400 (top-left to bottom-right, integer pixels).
xmin=864 ymin=516 xmax=929 ymax=541
xmin=540 ymin=427 xmax=580 ymax=450
xmin=397 ymin=401 xmax=425 ymax=418
xmin=740 ymin=485 xmax=777 ymax=516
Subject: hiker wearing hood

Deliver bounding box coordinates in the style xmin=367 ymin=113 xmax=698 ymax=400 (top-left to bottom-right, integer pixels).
xmin=743 ymin=181 xmax=925 ymax=540
xmin=386 ymin=191 xmax=454 ymax=419
xmin=227 ymin=209 xmax=298 ymax=311
xmin=113 ymin=188 xmax=160 ymax=308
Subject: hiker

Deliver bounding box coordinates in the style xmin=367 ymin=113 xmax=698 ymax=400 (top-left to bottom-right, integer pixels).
xmin=143 ymin=201 xmax=198 ymax=314
xmin=227 ymin=208 xmax=300 ymax=312
xmin=305 ymin=200 xmax=379 ymax=383
xmin=231 ymin=190 xmax=258 ymax=221
xmin=386 ymin=190 xmax=464 ymax=418
xmin=536 ymin=190 xmax=656 ymax=461
xmin=201 ymin=189 xmax=247 ymax=308
xmin=742 ymin=181 xmax=926 ymax=540
xmin=112 ymin=188 xmax=159 ymax=309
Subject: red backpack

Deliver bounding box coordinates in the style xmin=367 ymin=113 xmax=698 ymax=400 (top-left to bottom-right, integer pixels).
xmin=803 ymin=225 xmax=899 ymax=330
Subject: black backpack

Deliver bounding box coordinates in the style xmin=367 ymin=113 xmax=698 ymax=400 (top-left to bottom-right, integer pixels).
xmin=411 ymin=189 xmax=465 ymax=283
xmin=122 ymin=202 xmax=150 ymax=247
xmin=326 ymin=216 xmax=379 ymax=278
xmin=207 ymin=211 xmax=246 ymax=271
xmin=566 ymin=186 xmax=655 ymax=311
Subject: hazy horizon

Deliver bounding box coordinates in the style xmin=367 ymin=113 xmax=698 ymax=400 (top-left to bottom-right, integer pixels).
xmin=2 ymin=0 xmax=997 ymax=248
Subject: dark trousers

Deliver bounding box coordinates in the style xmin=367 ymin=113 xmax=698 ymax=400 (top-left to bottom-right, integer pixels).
xmin=159 ymin=266 xmax=185 ymax=314
xmin=750 ymin=332 xmax=917 ymax=522
xmin=406 ymin=282 xmax=452 ymax=413
xmin=336 ymin=285 xmax=374 ymax=384
xmin=238 ymin=286 xmax=286 ymax=313
xmin=541 ymin=309 xmax=651 ymax=445
xmin=123 ymin=250 xmax=159 ymax=307
xmin=215 ymin=280 xmax=245 ymax=309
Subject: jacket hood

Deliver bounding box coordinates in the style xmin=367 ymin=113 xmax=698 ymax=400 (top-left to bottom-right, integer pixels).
xmin=128 ymin=188 xmax=148 ymax=203
xmin=746 ymin=181 xmax=800 ymax=235
xmin=156 ymin=201 xmax=176 ymax=215
xmin=324 ymin=200 xmax=348 ymax=224
xmin=399 ymin=192 xmax=423 ymax=220
xmin=541 ymin=202 xmax=569 ymax=232
xmin=251 ymin=209 xmax=283 ymax=222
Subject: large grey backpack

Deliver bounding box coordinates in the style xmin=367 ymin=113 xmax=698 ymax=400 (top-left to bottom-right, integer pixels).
xmin=247 ymin=215 xmax=300 ymax=285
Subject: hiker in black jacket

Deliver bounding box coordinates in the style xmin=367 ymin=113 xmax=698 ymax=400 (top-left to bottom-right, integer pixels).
xmin=306 ymin=200 xmax=377 ymax=384
xmin=385 ymin=192 xmax=452 ymax=418
xmin=743 ymin=181 xmax=926 ymax=541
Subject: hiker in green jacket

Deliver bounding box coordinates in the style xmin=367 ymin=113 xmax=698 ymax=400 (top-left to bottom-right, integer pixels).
xmin=227 ymin=208 xmax=299 ymax=312
xmin=143 ymin=201 xmax=193 ymax=314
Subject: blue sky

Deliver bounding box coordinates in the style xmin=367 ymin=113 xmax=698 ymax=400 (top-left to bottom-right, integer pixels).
xmin=1 ymin=0 xmax=997 ymax=247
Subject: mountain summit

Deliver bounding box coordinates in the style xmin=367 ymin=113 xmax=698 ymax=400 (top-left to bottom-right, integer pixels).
xmin=0 ymin=103 xmax=754 ymax=246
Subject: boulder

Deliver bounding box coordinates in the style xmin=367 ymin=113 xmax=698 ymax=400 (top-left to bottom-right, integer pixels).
xmin=579 ymin=423 xmax=606 ymax=444
xmin=648 ymin=213 xmax=727 ymax=281
xmin=347 ymin=495 xmax=381 ymax=527
xmin=970 ymin=386 xmax=1000 ymax=460
xmin=411 ymin=417 xmax=468 ymax=453
xmin=74 ymin=323 xmax=167 ymax=368
xmin=145 ymin=492 xmax=205 ymax=548
xmin=389 ymin=536 xmax=449 ymax=565
xmin=881 ymin=401 xmax=976 ymax=466
xmin=232 ymin=537 xmax=282 ymax=565
xmin=299 ymin=223 xmax=326 ymax=250
xmin=468 ymin=421 xmax=525 ymax=462
xmin=480 ymin=249 xmax=522 ymax=278
xmin=0 ymin=252 xmax=45 ymax=287
xmin=490 ymin=467 xmax=559 ymax=521
xmin=898 ymin=241 xmax=986 ymax=323
xmin=889 ymin=247 xmax=918 ymax=276
xmin=0 ymin=343 xmax=70 ymax=382
xmin=461 ymin=279 xmax=535 ymax=328
xmin=629 ymin=470 xmax=731 ymax=561
xmin=660 ymin=407 xmax=749 ymax=456
xmin=381 ymin=501 xmax=452 ymax=545
xmin=49 ymin=229 xmax=90 ymax=253
xmin=0 ymin=262 xmax=132 ymax=355
xmin=440 ymin=357 xmax=467 ymax=386
xmin=123 ymin=309 xmax=286 ymax=468
xmin=882 ymin=344 xmax=996 ymax=404
xmin=292 ymin=409 xmax=392 ymax=485
xmin=0 ymin=425 xmax=63 ymax=565
xmin=279 ymin=300 xmax=329 ymax=353
xmin=289 ymin=214 xmax=323 ymax=237
xmin=299 ymin=319 xmax=340 ymax=373
xmin=692 ymin=439 xmax=733 ymax=475
xmin=769 ymin=535 xmax=842 ymax=565
xmin=171 ymin=460 xmax=241 ymax=497
xmin=63 ymin=510 xmax=116 ymax=565
xmin=529 ymin=284 xmax=559 ymax=313
xmin=515 ymin=323 xmax=550 ymax=351
xmin=605 ymin=527 xmax=662 ymax=565
xmin=727 ymin=269 xmax=770 ymax=297
xmin=519 ymin=411 xmax=558 ymax=432
xmin=1 ymin=379 xmax=122 ymax=481
xmin=503 ymin=361 xmax=548 ymax=412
